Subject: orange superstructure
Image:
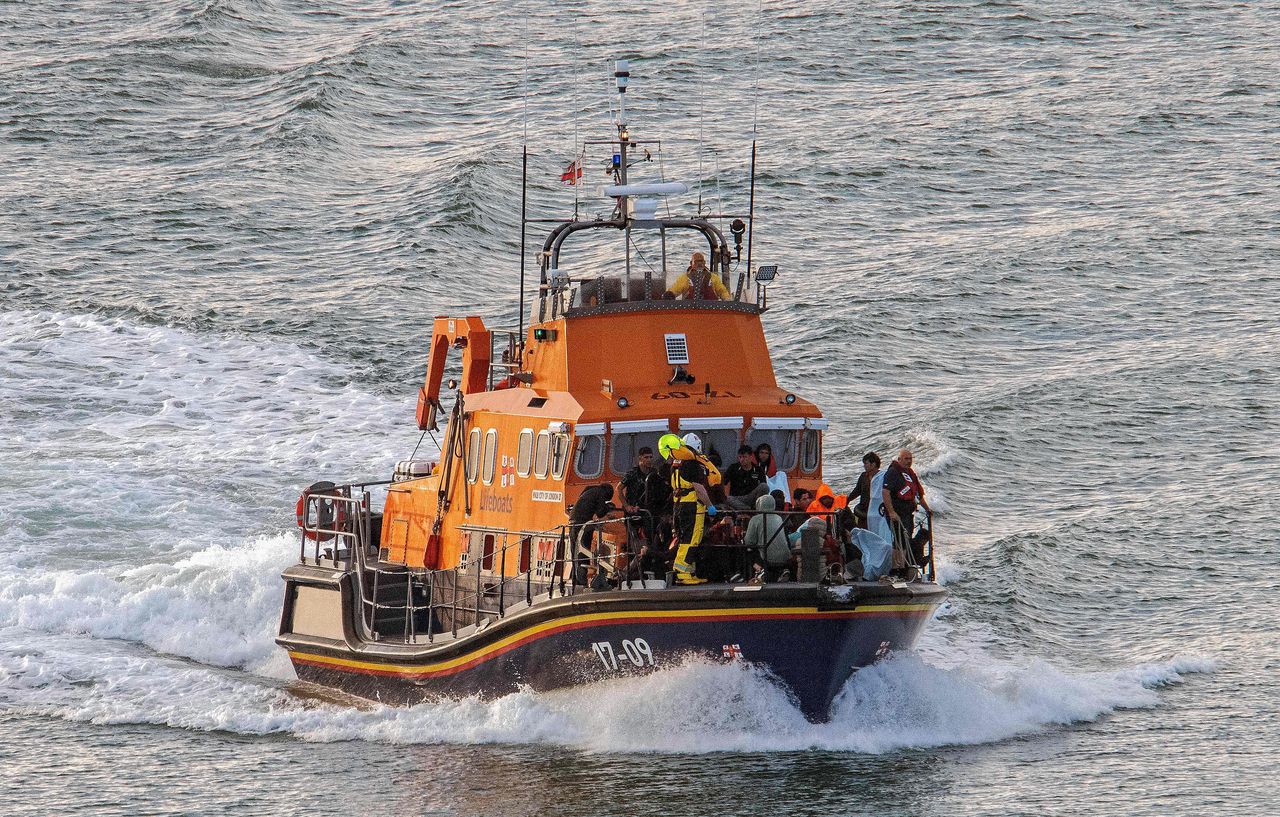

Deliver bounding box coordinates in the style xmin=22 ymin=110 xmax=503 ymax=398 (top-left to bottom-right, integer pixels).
xmin=385 ymin=300 xmax=825 ymax=574
xmin=277 ymin=60 xmax=944 ymax=725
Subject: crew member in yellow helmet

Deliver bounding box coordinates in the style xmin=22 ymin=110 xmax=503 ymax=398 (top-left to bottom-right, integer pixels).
xmin=663 ymin=432 xmax=717 ymax=584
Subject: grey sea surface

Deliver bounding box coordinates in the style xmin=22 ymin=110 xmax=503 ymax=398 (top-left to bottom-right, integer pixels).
xmin=1 ymin=1 xmax=1277 ymax=815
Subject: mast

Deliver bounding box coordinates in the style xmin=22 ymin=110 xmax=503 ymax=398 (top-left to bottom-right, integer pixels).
xmin=615 ymin=60 xmax=631 ymax=297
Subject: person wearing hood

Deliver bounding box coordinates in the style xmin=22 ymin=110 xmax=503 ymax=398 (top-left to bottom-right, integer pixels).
xmin=744 ymin=493 xmax=790 ymax=581
xmin=804 ymin=484 xmax=846 ymax=538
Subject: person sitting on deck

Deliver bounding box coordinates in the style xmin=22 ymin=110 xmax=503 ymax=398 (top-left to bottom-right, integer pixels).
xmin=744 ymin=493 xmax=790 ymax=582
xmin=670 ymin=251 xmax=731 ymax=301
xmin=723 ymin=444 xmax=768 ymax=510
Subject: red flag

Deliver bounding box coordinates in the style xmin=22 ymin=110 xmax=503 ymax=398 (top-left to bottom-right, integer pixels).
xmin=560 ymin=158 xmax=582 ymax=186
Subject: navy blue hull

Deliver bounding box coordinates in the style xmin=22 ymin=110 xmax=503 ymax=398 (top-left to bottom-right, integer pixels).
xmin=282 ymin=577 xmax=944 ymax=721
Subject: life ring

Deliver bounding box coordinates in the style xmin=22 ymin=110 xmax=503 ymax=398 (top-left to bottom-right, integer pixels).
xmin=296 ymin=480 xmax=344 ymax=542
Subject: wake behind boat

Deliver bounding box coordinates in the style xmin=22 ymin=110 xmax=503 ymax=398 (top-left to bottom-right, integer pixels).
xmin=276 ymin=62 xmax=945 ymax=722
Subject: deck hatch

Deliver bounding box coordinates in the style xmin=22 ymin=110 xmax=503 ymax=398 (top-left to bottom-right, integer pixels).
xmin=664 ymin=333 xmax=690 ymax=365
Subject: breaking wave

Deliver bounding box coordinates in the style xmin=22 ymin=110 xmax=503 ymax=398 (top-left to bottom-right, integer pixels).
xmin=0 ymin=310 xmax=1215 ymax=756
xmin=0 ymin=634 xmax=1214 ymax=754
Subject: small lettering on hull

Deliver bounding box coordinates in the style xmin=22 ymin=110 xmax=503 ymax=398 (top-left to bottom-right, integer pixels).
xmin=532 ymin=490 xmax=564 ymax=503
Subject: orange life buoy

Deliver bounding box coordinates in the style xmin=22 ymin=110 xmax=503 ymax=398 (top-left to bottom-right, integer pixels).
xmin=296 ymin=481 xmax=344 ymax=542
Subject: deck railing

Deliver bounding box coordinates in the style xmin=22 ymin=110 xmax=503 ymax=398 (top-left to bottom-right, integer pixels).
xmin=295 ymin=484 xmax=935 ymax=646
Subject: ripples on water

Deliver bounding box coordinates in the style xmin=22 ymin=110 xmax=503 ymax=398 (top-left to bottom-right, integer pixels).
xmin=1 ymin=1 xmax=1277 ymax=815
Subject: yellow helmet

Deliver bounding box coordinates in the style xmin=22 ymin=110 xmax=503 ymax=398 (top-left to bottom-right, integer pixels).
xmin=657 ymin=433 xmax=683 ymax=461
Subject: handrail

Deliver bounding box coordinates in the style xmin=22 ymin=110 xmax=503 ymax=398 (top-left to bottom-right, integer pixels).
xmin=297 ymin=482 xmax=939 ymax=647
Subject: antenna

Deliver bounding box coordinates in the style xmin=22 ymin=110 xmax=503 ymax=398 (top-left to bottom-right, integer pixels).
xmin=615 ymin=58 xmax=629 ymax=128
xmin=697 ymin=8 xmax=706 ymax=215
xmin=518 ymin=2 xmax=529 ymax=341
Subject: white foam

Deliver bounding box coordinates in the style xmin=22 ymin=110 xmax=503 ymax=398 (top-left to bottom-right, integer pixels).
xmin=0 ymin=534 xmax=299 ymax=676
xmin=0 ymin=643 xmax=1214 ymax=753
xmin=0 ymin=310 xmax=416 ymax=675
xmin=907 ymin=427 xmax=964 ymax=478
xmin=0 ymin=310 xmax=1219 ymax=755
xmin=0 ymin=309 xmax=417 ymax=555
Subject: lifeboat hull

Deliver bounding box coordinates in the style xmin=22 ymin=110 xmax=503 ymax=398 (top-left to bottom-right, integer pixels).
xmin=278 ymin=568 xmax=944 ymax=722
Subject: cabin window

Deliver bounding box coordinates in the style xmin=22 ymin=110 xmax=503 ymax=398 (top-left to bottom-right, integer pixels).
xmin=466 ymin=427 xmax=482 ymax=483
xmin=693 ymin=429 xmax=741 ymax=470
xmin=481 ymin=429 xmax=498 ymax=484
xmin=745 ymin=428 xmax=800 ymax=471
xmin=610 ymin=431 xmax=667 ymax=475
xmin=800 ymin=430 xmax=821 ymax=473
xmin=553 ymin=433 xmax=573 ymax=479
xmin=533 ymin=431 xmax=551 ymax=478
xmin=516 ymin=429 xmax=534 ymax=477
xmin=572 ymin=433 xmax=603 ymax=479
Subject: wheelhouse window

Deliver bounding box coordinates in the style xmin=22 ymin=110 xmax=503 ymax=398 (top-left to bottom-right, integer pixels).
xmin=481 ymin=429 xmax=498 ymax=484
xmin=746 ymin=420 xmax=803 ymax=471
xmin=516 ymin=429 xmax=534 ymax=477
xmin=677 ymin=417 xmax=744 ymax=471
xmin=800 ymin=429 xmax=820 ymax=473
xmin=533 ymin=431 xmax=551 ymax=478
xmin=609 ymin=419 xmax=670 ymax=475
xmin=572 ymin=433 xmax=603 ymax=479
xmin=550 ymin=435 xmax=570 ymax=481
xmin=466 ymin=427 xmax=482 ymax=483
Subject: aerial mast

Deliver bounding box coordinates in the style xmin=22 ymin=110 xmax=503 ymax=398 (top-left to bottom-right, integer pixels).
xmin=615 ymin=59 xmax=632 ymax=295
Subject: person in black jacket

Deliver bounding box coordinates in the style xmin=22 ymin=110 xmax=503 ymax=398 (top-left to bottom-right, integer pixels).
xmin=846 ymin=451 xmax=881 ymax=529
xmin=723 ymin=444 xmax=767 ymax=509
xmin=618 ymin=447 xmax=671 ymax=574
xmin=569 ymin=483 xmax=618 ymax=585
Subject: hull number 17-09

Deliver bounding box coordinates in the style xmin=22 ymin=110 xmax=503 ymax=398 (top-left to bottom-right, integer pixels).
xmin=591 ymin=638 xmax=655 ymax=671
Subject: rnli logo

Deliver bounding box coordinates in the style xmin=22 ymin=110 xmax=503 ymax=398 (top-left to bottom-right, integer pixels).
xmin=500 ymin=455 xmax=516 ymax=487
xmin=722 ymin=644 xmax=743 ymax=660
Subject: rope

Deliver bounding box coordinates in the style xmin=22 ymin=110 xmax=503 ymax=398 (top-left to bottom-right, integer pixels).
xmin=409 ymin=429 xmax=428 ymax=461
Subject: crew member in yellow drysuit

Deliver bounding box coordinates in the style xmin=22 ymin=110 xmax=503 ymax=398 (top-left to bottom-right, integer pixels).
xmin=659 ymin=432 xmax=720 ymax=585
xmin=670 ymin=251 xmax=732 ymax=301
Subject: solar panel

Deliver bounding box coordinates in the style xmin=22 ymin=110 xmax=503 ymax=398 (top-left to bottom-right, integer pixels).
xmin=664 ymin=333 xmax=690 ymax=365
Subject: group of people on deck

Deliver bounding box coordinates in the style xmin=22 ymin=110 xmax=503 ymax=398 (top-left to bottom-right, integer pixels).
xmin=568 ymin=433 xmax=933 ymax=588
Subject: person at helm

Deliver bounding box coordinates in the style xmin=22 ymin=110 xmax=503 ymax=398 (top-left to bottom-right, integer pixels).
xmin=659 ymin=432 xmax=718 ymax=585
xmin=670 ymin=251 xmax=731 ymax=301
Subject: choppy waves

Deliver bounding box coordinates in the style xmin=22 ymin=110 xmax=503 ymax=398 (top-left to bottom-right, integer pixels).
xmin=0 ymin=625 xmax=1214 ymax=754
xmin=0 ymin=308 xmax=1220 ymax=756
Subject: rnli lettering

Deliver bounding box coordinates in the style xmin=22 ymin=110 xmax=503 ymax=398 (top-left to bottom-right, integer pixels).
xmin=478 ymin=491 xmax=513 ymax=513
xmin=649 ymin=390 xmax=740 ymax=400
xmin=532 ymin=490 xmax=564 ymax=503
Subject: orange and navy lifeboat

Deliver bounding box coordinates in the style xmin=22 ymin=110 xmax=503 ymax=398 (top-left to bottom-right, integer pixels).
xmin=276 ymin=61 xmax=944 ymax=722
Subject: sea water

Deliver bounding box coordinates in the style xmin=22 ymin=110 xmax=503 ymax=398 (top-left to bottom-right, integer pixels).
xmin=1 ymin=2 xmax=1276 ymax=815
